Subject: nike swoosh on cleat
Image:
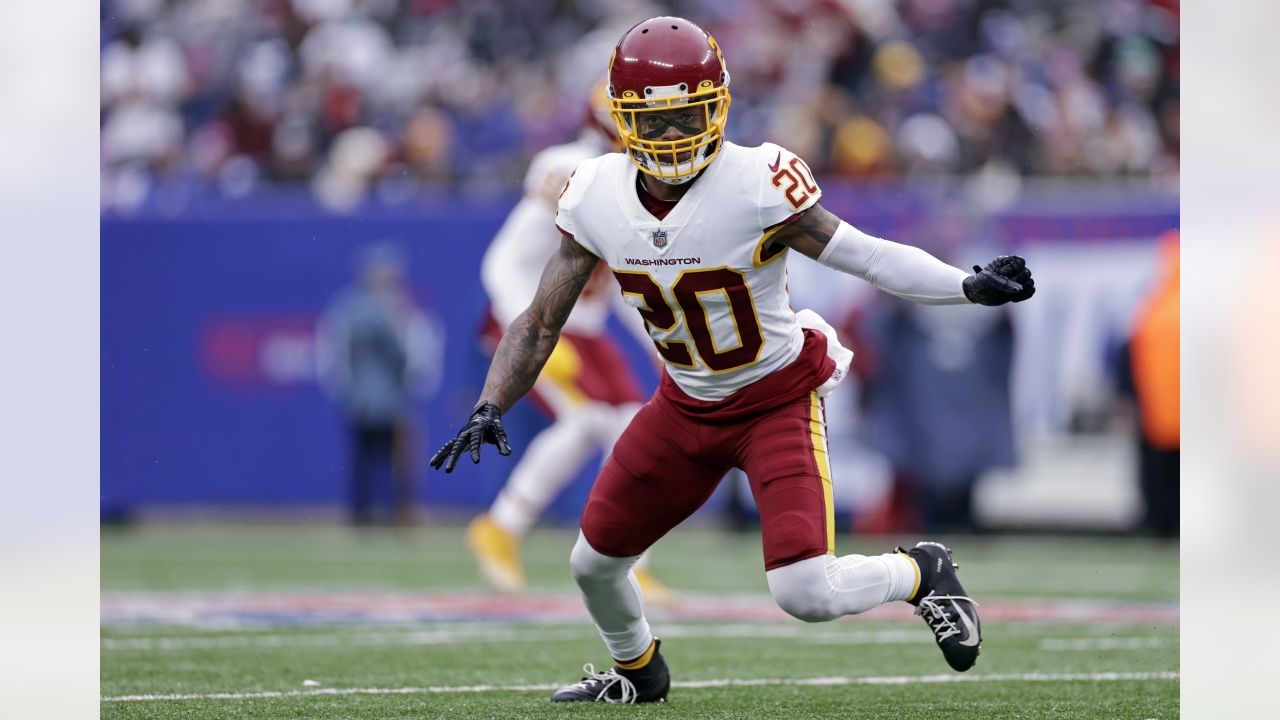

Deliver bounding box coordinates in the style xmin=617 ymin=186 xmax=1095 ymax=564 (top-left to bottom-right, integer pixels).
xmin=768 ymin=151 xmax=781 ymax=172
xmin=952 ymin=600 xmax=981 ymax=647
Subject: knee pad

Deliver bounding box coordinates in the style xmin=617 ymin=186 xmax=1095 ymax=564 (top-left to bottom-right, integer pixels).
xmin=765 ymin=507 xmax=829 ymax=569
xmin=767 ymin=555 xmax=839 ymax=623
xmin=579 ymin=491 xmax=652 ymax=558
xmin=569 ymin=531 xmax=638 ymax=589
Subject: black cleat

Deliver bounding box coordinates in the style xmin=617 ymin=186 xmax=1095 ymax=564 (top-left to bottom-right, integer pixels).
xmin=550 ymin=639 xmax=670 ymax=704
xmin=897 ymin=541 xmax=982 ymax=672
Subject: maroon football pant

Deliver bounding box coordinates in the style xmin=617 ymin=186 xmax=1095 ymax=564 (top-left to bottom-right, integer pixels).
xmin=580 ymin=389 xmax=835 ymax=571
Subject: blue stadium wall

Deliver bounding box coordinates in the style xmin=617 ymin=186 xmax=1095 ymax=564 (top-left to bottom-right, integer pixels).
xmin=101 ymin=183 xmax=1177 ymax=520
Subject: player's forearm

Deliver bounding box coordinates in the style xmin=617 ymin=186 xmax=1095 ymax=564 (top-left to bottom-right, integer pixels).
xmin=478 ymin=309 xmax=560 ymax=413
xmin=776 ymin=205 xmax=969 ymax=305
xmin=824 ymin=230 xmax=969 ymax=305
xmin=809 ymin=219 xmax=969 ymax=304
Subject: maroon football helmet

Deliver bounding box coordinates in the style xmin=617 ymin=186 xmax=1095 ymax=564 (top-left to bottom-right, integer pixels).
xmin=607 ymin=17 xmax=732 ymax=184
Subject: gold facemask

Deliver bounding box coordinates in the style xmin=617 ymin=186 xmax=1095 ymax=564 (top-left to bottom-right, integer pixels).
xmin=610 ymin=80 xmax=731 ymax=182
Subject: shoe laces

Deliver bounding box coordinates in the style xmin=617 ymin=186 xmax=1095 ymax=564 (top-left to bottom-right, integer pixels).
xmin=568 ymin=663 xmax=638 ymax=704
xmin=915 ymin=592 xmax=979 ymax=642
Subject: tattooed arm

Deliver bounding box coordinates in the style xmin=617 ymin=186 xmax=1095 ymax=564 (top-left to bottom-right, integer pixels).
xmin=479 ymin=234 xmax=600 ymax=412
xmin=430 ymin=234 xmax=598 ymax=472
xmin=768 ymin=204 xmax=974 ymax=305
xmin=767 ymin=203 xmax=842 ymax=258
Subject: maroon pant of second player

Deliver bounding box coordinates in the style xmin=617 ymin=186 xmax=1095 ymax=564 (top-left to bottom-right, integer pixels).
xmin=580 ymin=329 xmax=839 ymax=571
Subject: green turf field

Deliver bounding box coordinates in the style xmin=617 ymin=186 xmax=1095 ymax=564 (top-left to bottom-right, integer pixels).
xmin=101 ymin=524 xmax=1179 ymax=719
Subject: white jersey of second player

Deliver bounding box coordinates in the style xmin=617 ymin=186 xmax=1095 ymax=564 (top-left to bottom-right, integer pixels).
xmin=482 ymin=131 xmax=615 ymax=335
xmin=557 ymin=141 xmax=824 ymax=401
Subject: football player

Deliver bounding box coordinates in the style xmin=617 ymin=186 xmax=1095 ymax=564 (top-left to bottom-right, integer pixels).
xmin=433 ymin=16 xmax=1034 ymax=703
xmin=470 ymin=82 xmax=671 ymax=602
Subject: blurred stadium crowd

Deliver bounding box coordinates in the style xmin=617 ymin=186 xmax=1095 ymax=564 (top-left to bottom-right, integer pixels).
xmin=101 ymin=0 xmax=1179 ymax=213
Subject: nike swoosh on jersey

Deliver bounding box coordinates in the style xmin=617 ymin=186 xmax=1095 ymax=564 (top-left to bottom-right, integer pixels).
xmin=768 ymin=151 xmax=781 ymax=173
xmin=952 ymin=600 xmax=981 ymax=647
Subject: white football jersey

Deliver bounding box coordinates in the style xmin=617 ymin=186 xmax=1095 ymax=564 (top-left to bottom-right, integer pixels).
xmin=482 ymin=131 xmax=614 ymax=334
xmin=557 ymin=141 xmax=823 ymax=401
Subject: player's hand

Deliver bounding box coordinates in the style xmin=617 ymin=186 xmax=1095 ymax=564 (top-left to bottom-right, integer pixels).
xmin=429 ymin=402 xmax=512 ymax=473
xmin=962 ymin=255 xmax=1035 ymax=306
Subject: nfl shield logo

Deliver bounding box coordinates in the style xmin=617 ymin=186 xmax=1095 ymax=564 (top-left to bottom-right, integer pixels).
xmin=651 ymin=230 xmax=668 ymax=249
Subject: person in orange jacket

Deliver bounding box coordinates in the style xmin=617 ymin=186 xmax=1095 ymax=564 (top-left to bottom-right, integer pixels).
xmin=1129 ymin=230 xmax=1179 ymax=538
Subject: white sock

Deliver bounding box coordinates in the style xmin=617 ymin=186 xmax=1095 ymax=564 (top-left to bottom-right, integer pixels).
xmin=882 ymin=551 xmax=920 ymax=602
xmin=766 ymin=552 xmax=919 ymax=622
xmin=489 ymin=413 xmax=597 ymax=535
xmin=833 ymin=552 xmax=918 ymax=603
xmin=569 ymin=531 xmax=653 ymax=661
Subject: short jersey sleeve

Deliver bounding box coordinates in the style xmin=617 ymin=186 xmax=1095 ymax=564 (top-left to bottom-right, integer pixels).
xmin=754 ymin=142 xmax=823 ymax=231
xmin=555 ymin=158 xmax=603 ymax=258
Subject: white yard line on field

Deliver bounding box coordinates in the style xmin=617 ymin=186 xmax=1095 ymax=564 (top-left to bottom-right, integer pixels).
xmin=102 ymin=671 xmax=1179 ymax=703
xmin=103 ymin=620 xmax=1177 ymax=653
xmin=102 ymin=623 xmax=930 ymax=651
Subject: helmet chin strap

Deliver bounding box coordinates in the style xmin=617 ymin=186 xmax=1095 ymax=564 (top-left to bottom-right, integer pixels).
xmin=639 ymin=142 xmax=714 ymax=185
xmin=654 ymin=170 xmax=697 ymax=186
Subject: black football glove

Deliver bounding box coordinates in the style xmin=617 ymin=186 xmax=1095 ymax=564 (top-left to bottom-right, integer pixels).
xmin=962 ymin=255 xmax=1036 ymax=306
xmin=429 ymin=402 xmax=512 ymax=473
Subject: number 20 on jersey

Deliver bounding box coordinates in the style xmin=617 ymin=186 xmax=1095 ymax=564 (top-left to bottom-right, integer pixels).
xmin=613 ymin=268 xmax=764 ymax=373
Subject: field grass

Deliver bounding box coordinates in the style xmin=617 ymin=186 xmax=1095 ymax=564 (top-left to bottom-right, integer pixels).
xmin=101 ymin=523 xmax=1178 ymax=719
